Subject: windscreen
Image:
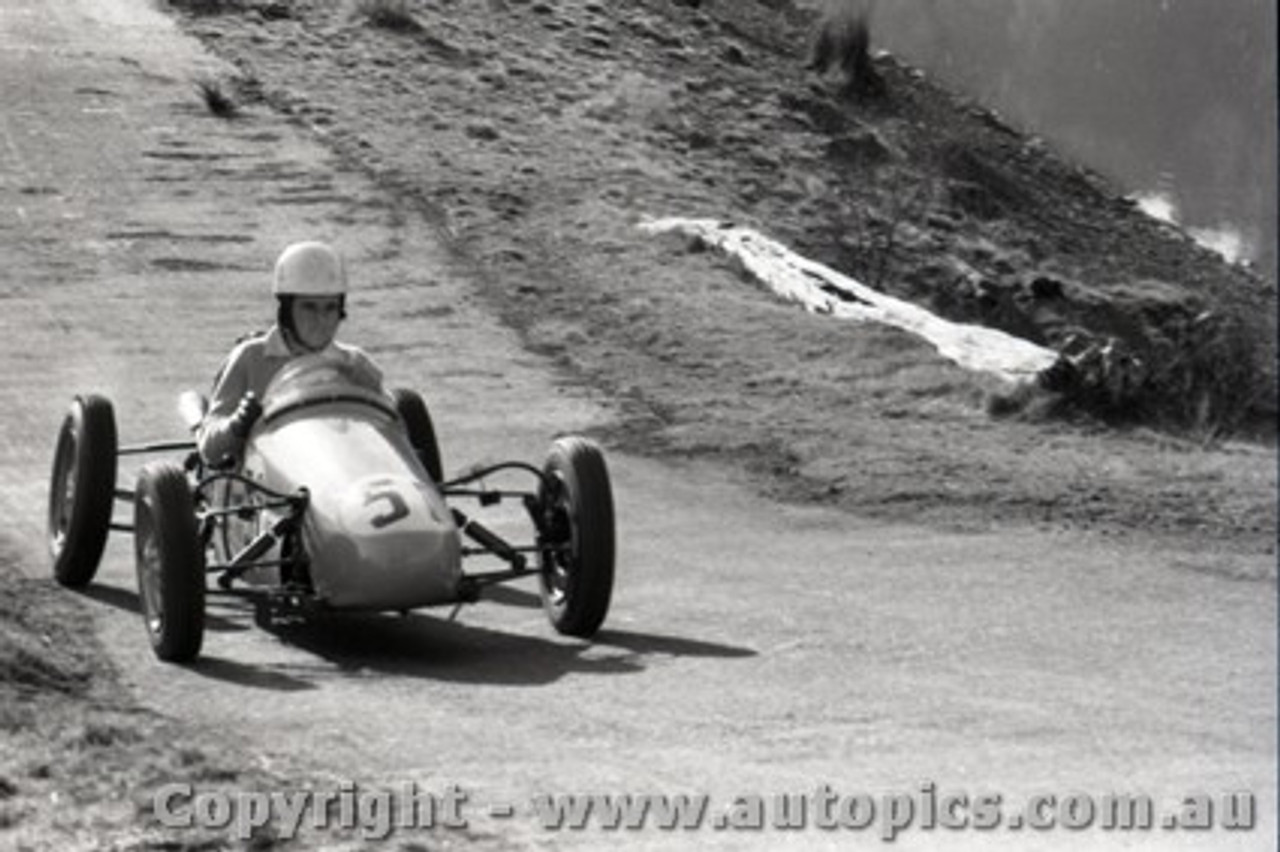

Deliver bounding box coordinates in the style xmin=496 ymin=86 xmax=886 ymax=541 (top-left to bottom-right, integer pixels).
xmin=262 ymin=352 xmax=392 ymax=421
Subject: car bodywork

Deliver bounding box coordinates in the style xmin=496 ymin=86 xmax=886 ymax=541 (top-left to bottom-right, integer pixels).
xmin=221 ymin=357 xmax=463 ymax=610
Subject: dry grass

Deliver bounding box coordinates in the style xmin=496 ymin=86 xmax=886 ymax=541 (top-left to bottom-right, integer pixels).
xmin=163 ymin=0 xmax=1276 ymax=552
xmin=0 ymin=559 xmax=94 ymax=701
xmin=0 ymin=553 xmax=370 ymax=848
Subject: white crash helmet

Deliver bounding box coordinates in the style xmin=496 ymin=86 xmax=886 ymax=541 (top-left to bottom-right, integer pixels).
xmin=272 ymin=241 xmax=348 ymax=297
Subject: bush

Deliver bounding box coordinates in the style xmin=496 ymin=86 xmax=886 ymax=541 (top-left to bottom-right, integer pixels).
xmin=1144 ymin=311 xmax=1267 ymax=440
xmin=196 ymin=78 xmax=238 ymax=118
xmin=1004 ymin=312 xmax=1269 ymax=439
xmin=805 ymin=0 xmax=886 ymax=100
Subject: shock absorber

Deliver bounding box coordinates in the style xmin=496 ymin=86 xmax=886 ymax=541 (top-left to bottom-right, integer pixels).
xmin=451 ymin=509 xmax=527 ymax=572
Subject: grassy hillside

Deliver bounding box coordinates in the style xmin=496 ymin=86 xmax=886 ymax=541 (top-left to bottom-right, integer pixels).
xmin=166 ymin=0 xmax=1275 ymax=553
xmin=152 ymin=0 xmax=1280 ymax=550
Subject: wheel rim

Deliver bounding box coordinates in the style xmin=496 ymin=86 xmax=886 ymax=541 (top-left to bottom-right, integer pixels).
xmin=541 ymin=475 xmax=578 ymax=607
xmin=48 ymin=425 xmax=78 ymax=556
xmin=136 ymin=500 xmax=165 ymax=638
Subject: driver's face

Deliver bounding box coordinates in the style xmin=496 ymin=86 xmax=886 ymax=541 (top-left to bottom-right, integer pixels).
xmin=291 ymin=295 xmax=343 ymax=351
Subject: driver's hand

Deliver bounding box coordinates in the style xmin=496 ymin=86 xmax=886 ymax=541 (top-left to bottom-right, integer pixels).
xmin=229 ymin=392 xmax=263 ymax=438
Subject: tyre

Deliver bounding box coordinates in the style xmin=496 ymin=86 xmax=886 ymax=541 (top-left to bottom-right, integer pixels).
xmin=392 ymin=388 xmax=444 ymax=483
xmin=539 ymin=436 xmax=615 ymax=637
xmin=48 ymin=394 xmax=118 ymax=588
xmin=134 ymin=461 xmax=205 ymax=663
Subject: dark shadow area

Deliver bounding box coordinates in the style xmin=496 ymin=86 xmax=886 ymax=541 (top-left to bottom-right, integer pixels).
xmin=79 ymin=581 xmax=756 ymax=689
xmin=78 ymin=582 xmax=245 ymax=632
xmin=592 ymin=629 xmax=758 ymax=659
xmin=76 ymin=582 xmax=144 ymax=615
xmin=253 ymin=609 xmax=758 ymax=687
xmin=188 ymin=654 xmax=316 ymax=692
xmin=480 ymin=584 xmax=541 ymax=610
xmin=266 ymin=612 xmax=638 ymax=685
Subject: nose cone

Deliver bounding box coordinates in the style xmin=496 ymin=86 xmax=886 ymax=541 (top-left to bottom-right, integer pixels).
xmin=309 ymin=474 xmax=462 ymax=609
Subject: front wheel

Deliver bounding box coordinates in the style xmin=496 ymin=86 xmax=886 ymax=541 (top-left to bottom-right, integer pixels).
xmin=134 ymin=461 xmax=205 ymax=663
xmin=48 ymin=394 xmax=118 ymax=588
xmin=392 ymin=388 xmax=444 ymax=484
xmin=538 ymin=436 xmax=615 ymax=638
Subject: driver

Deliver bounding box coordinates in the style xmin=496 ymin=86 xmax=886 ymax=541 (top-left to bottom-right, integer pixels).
xmin=197 ymin=241 xmax=383 ymax=468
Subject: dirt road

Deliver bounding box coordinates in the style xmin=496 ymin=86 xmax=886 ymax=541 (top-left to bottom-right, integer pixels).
xmin=1 ymin=2 xmax=1274 ymax=849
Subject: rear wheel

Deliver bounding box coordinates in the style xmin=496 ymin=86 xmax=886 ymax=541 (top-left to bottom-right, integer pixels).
xmin=134 ymin=461 xmax=205 ymax=663
xmin=48 ymin=394 xmax=118 ymax=588
xmin=538 ymin=437 xmax=615 ymax=637
xmin=392 ymin=388 xmax=444 ymax=483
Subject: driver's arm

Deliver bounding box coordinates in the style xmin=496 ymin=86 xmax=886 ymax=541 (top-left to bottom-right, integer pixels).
xmin=197 ymin=343 xmax=257 ymax=468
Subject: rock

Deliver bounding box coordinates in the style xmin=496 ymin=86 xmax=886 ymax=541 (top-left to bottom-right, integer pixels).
xmin=1029 ymin=275 xmax=1066 ymax=301
xmin=465 ymin=123 xmax=500 ymax=141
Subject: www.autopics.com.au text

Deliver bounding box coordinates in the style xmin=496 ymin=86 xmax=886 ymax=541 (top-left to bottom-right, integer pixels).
xmin=151 ymin=781 xmax=1258 ymax=842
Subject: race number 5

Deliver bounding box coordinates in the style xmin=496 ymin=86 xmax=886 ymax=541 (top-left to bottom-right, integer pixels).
xmin=363 ymin=478 xmax=410 ymax=529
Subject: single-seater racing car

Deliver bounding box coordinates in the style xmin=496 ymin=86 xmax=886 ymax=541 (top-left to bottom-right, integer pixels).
xmin=47 ymin=355 xmax=616 ymax=663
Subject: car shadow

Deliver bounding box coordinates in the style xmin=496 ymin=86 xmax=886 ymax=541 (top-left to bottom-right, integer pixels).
xmin=77 ymin=582 xmax=246 ymax=632
xmin=479 ymin=584 xmax=541 ymax=609
xmin=251 ymin=608 xmax=758 ymax=687
xmin=188 ymin=654 xmax=316 ymax=692
xmin=83 ymin=582 xmax=757 ymax=689
xmin=591 ymin=628 xmax=758 ymax=660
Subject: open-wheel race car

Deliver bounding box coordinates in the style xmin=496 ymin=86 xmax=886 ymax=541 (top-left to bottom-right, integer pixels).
xmin=47 ymin=355 xmax=616 ymax=663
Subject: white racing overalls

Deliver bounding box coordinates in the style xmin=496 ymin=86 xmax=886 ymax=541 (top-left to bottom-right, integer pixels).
xmin=197 ymin=325 xmax=383 ymax=468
